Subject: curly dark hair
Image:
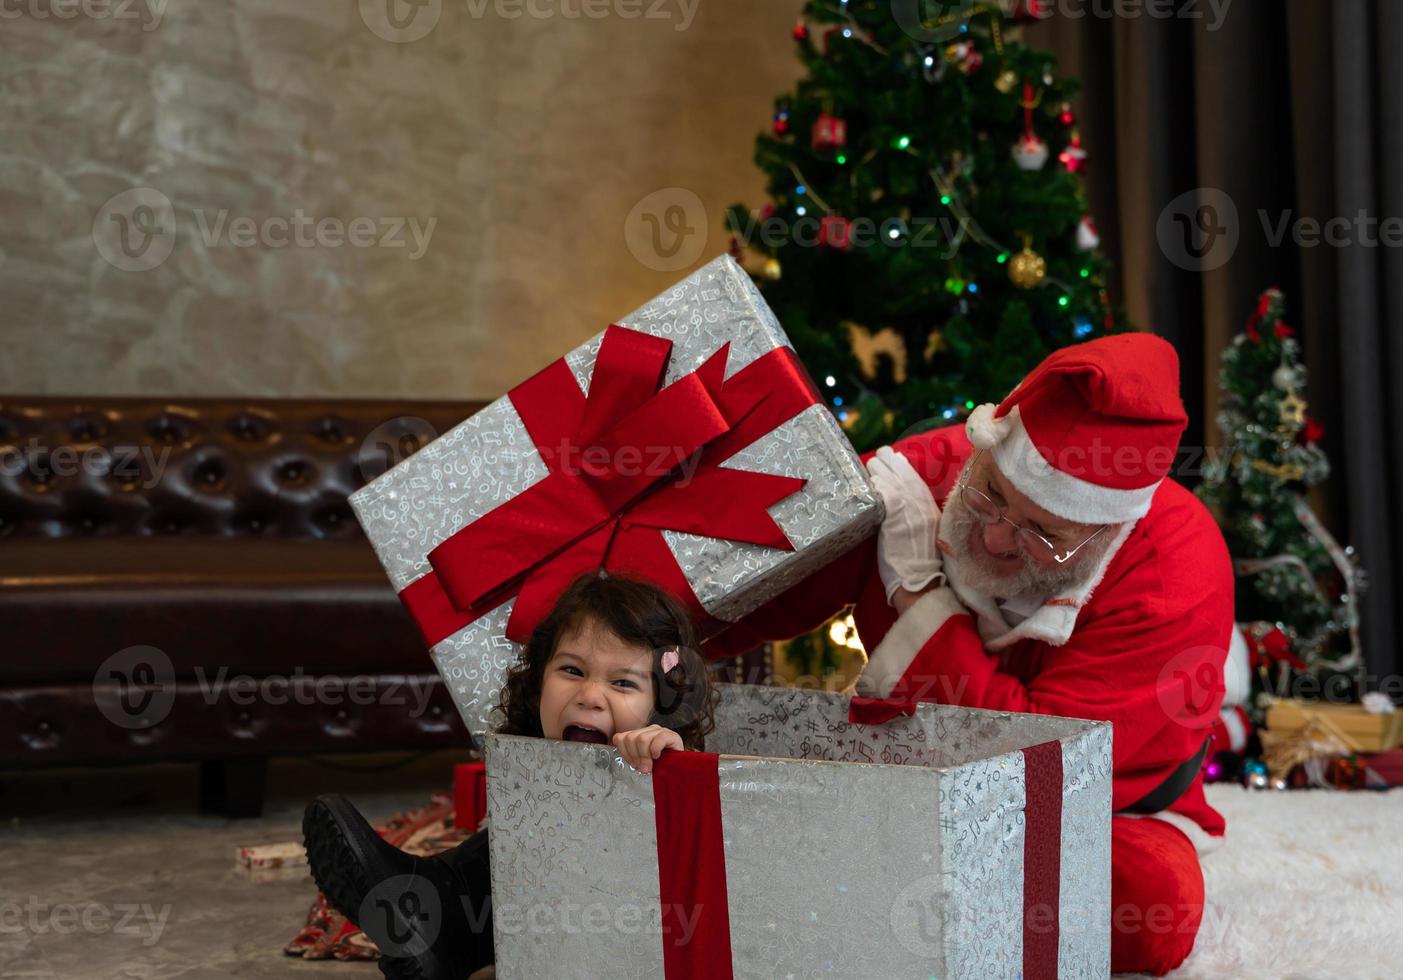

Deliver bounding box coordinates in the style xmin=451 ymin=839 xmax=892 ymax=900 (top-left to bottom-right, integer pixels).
xmin=492 ymin=572 xmax=719 ymax=750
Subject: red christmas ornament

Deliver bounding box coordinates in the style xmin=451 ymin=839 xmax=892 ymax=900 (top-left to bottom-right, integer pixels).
xmin=1058 ymin=132 xmax=1087 ymax=173
xmin=772 ymin=108 xmax=791 ymax=136
xmin=818 ymin=214 xmax=853 ymax=250
xmin=1255 ymin=627 xmax=1308 ymax=671
xmin=1275 ymin=321 xmax=1296 ymax=339
xmin=1245 ymin=288 xmax=1277 ymax=343
xmin=1058 ymin=102 xmax=1075 ymax=126
xmin=811 ymin=112 xmax=847 ymax=151
xmin=1010 ymin=0 xmax=1047 ymax=22
xmin=1300 ymin=416 xmax=1325 ymax=445
xmin=792 ymin=21 xmax=809 ymax=41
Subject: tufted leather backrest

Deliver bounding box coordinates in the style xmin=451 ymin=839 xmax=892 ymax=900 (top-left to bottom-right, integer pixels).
xmin=0 ymin=398 xmax=485 ymax=539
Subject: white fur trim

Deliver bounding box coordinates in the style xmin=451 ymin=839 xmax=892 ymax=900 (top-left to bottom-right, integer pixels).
xmin=965 ymin=402 xmax=1010 ymax=450
xmin=855 ymin=587 xmax=968 ymax=700
xmin=1122 ymin=810 xmax=1225 ymax=857
xmin=1220 ymin=706 xmax=1250 ymax=754
xmin=990 ymin=407 xmax=1160 ymax=525
xmin=1223 ymin=625 xmax=1252 ymax=708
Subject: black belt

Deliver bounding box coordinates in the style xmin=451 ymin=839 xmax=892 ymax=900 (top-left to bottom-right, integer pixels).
xmin=1121 ymin=737 xmax=1211 ymax=815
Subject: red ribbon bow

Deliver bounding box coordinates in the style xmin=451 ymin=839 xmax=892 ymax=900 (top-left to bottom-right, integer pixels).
xmin=399 ymin=324 xmax=820 ymax=647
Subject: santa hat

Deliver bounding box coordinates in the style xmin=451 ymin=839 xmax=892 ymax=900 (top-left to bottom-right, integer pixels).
xmin=964 ymin=333 xmax=1188 ymax=525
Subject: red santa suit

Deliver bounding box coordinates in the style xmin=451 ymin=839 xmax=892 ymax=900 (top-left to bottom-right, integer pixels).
xmin=704 ymin=334 xmax=1233 ymax=976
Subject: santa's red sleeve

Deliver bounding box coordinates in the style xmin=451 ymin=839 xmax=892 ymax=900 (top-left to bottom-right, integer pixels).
xmin=855 ymin=559 xmax=1229 ymax=815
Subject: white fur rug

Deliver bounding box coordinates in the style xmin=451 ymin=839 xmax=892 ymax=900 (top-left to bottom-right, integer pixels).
xmin=1123 ymin=784 xmax=1403 ymax=979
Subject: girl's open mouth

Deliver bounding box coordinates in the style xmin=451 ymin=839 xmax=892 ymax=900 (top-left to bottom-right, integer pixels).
xmin=562 ymin=725 xmax=609 ymax=745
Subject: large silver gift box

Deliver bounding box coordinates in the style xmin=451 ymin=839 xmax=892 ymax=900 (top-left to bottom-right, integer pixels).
xmin=348 ymin=255 xmax=883 ymax=734
xmin=484 ymin=685 xmax=1113 ymax=980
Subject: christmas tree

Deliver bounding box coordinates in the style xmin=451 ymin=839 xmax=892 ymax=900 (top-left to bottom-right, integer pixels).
xmin=1196 ymin=287 xmax=1364 ymax=712
xmin=727 ymin=0 xmax=1128 ymax=453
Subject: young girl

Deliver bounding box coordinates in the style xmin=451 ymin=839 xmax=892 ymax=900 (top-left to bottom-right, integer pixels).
xmin=302 ymin=572 xmax=718 ymax=980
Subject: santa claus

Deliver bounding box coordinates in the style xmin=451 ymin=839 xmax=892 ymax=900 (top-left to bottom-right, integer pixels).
xmin=705 ymin=331 xmax=1235 ymax=976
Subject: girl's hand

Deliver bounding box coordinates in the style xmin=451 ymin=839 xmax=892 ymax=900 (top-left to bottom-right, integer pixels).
xmin=611 ymin=725 xmax=682 ymax=773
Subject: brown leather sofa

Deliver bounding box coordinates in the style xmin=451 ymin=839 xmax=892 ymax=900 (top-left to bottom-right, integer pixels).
xmin=0 ymin=397 xmax=488 ymax=816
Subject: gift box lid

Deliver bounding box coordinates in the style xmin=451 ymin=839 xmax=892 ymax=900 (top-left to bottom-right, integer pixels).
xmin=347 ymin=255 xmax=883 ymax=735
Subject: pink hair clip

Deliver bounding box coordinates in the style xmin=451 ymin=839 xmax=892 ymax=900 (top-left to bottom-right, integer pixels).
xmin=660 ymin=647 xmax=680 ymax=674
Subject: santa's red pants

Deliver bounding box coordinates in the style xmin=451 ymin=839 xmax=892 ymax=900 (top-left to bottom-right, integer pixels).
xmin=1111 ymin=815 xmax=1206 ymax=976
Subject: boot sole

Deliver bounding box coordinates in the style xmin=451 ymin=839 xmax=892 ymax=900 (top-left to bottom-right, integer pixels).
xmin=302 ymin=795 xmax=454 ymax=980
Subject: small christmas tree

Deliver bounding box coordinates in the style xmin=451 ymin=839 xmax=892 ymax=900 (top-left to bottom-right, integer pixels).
xmin=1196 ymin=287 xmax=1364 ymax=713
xmin=728 ymin=0 xmax=1129 ymax=453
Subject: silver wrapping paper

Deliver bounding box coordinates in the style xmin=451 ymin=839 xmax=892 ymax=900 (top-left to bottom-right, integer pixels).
xmin=484 ymin=685 xmax=1112 ymax=978
xmin=349 ymin=255 xmax=883 ymax=733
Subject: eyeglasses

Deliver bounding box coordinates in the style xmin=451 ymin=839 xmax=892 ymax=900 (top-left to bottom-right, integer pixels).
xmin=955 ymin=452 xmax=1108 ymax=565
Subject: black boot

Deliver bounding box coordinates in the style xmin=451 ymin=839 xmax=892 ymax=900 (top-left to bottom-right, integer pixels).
xmin=302 ymin=794 xmax=494 ymax=980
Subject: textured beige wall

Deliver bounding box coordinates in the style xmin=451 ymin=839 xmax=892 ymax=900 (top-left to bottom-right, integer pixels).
xmin=1 ymin=0 xmax=805 ymax=398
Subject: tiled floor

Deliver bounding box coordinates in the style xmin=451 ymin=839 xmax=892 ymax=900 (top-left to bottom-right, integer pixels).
xmin=1 ymin=750 xmax=473 ymax=980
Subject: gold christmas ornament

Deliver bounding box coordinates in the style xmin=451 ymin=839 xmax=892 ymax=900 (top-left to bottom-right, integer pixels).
xmin=1008 ymin=244 xmax=1046 ymax=289
xmin=762 ymin=258 xmax=782 ymax=280
xmin=1278 ymin=390 xmax=1307 ymax=428
xmin=923 ymin=328 xmax=947 ymax=361
xmin=994 ymin=69 xmax=1019 ymax=94
xmin=1251 ymin=458 xmax=1306 ymax=482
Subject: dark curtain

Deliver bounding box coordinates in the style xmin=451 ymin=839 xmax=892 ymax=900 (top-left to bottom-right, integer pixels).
xmin=1025 ymin=1 xmax=1400 ymax=686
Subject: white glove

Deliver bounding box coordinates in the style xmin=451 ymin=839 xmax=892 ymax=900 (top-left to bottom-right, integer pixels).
xmin=866 ymin=446 xmax=945 ymax=604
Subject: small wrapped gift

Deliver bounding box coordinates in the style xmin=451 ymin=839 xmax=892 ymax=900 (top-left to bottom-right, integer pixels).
xmin=350 ymin=255 xmax=883 ymax=733
xmin=483 ymin=685 xmax=1112 ymax=979
xmin=1264 ymin=696 xmax=1403 ymax=753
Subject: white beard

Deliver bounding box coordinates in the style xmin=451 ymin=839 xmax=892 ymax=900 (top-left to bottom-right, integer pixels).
xmin=941 ymin=459 xmax=1121 ymax=603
